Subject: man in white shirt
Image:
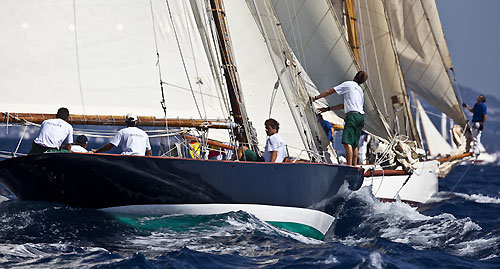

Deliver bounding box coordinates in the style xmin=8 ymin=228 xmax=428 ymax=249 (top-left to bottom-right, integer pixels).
xmin=71 ymin=135 xmax=89 ymax=153
xmin=263 ymin=118 xmax=287 ymax=163
xmin=311 ymin=71 xmax=368 ymax=166
xmin=93 ymin=113 xmax=152 ymax=156
xmin=29 ymin=107 xmax=73 ymax=154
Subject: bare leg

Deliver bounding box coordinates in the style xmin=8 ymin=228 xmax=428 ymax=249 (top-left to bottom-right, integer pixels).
xmin=343 ymin=143 xmax=353 ymax=166
xmin=353 ymin=147 xmax=359 ymax=166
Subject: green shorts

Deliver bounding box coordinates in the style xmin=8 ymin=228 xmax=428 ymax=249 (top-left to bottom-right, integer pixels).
xmin=241 ymin=148 xmax=259 ymax=161
xmin=342 ymin=112 xmax=364 ymax=148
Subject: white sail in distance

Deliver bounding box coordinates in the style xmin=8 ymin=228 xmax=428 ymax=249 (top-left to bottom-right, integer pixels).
xmin=415 ymin=97 xmax=452 ymax=157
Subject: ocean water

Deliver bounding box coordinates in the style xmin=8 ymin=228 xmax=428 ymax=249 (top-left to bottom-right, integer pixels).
xmin=0 ymin=163 xmax=499 ymax=268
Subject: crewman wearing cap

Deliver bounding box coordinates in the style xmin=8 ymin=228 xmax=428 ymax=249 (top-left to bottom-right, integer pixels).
xmin=71 ymin=135 xmax=89 ymax=153
xmin=92 ymin=113 xmax=152 ymax=156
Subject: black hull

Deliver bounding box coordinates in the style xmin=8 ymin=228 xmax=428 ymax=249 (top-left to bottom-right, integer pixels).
xmin=0 ymin=153 xmax=364 ymax=209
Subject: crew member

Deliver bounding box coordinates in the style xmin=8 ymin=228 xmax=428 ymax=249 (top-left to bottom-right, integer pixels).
xmin=93 ymin=113 xmax=152 ymax=156
xmin=29 ymin=107 xmax=73 ymax=154
xmin=311 ymin=71 xmax=368 ymax=166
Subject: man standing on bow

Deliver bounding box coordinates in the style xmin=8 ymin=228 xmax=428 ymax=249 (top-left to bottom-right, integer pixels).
xmin=93 ymin=113 xmax=152 ymax=156
xmin=311 ymin=71 xmax=368 ymax=166
xmin=463 ymin=94 xmax=487 ymax=156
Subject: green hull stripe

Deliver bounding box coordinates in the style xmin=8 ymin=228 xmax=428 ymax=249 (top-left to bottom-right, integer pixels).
xmin=267 ymin=221 xmax=324 ymax=240
xmin=114 ymin=216 xmax=325 ymax=240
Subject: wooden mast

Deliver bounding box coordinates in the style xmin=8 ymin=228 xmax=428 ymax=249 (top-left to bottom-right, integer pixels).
xmin=343 ymin=0 xmax=361 ymax=65
xmin=209 ymin=0 xmax=252 ymax=146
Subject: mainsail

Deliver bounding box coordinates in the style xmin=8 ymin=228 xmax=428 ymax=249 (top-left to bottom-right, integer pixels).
xmin=1 ymin=0 xmax=227 ymax=120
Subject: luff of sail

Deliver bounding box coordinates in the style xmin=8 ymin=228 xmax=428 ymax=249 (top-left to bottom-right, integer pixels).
xmin=223 ymin=0 xmax=315 ymax=158
xmin=384 ymin=0 xmax=466 ymax=127
xmin=270 ymin=0 xmax=393 ymax=142
xmin=245 ymin=0 xmax=336 ymax=161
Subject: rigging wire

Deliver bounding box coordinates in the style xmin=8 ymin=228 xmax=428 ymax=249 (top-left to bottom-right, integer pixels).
xmin=163 ymin=0 xmax=203 ymax=120
xmin=451 ymin=156 xmax=477 ymax=192
xmin=72 ymin=0 xmax=86 ymax=115
xmin=148 ymin=0 xmax=169 ymax=128
xmin=285 ymin=1 xmax=308 ymax=72
xmin=181 ymin=1 xmax=208 ymax=119
xmin=13 ymin=125 xmax=28 ymax=157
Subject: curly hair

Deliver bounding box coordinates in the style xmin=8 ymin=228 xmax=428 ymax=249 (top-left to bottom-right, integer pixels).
xmin=264 ymin=118 xmax=279 ymax=131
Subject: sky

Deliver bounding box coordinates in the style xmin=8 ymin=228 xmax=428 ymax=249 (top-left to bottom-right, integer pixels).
xmin=435 ymin=0 xmax=500 ymax=96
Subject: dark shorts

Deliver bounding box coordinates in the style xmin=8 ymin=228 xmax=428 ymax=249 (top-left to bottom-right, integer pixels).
xmin=342 ymin=112 xmax=365 ymax=148
xmin=28 ymin=142 xmax=55 ymax=155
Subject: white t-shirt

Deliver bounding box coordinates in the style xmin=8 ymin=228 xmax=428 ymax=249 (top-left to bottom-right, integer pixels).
xmin=263 ymin=133 xmax=287 ymax=163
xmin=334 ymin=81 xmax=364 ymax=114
xmin=71 ymin=145 xmax=88 ymax=153
xmin=110 ymin=127 xmax=151 ymax=156
xmin=34 ymin=118 xmax=73 ymax=148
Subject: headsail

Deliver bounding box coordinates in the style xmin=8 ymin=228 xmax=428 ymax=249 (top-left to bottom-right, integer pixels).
xmin=270 ymin=0 xmax=392 ymax=142
xmin=415 ymin=97 xmax=452 ymax=157
xmin=384 ymin=0 xmax=466 ymax=127
xmin=354 ymin=0 xmax=420 ymax=143
xmin=223 ymin=0 xmax=318 ymax=159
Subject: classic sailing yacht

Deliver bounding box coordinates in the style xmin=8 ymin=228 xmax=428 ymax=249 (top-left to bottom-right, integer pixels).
xmin=0 ymin=0 xmax=366 ymax=239
xmin=272 ymin=0 xmax=470 ymax=205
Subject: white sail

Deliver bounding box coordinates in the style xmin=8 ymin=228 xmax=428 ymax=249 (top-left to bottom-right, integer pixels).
xmin=415 ymin=97 xmax=452 ymax=157
xmin=0 ymin=0 xmax=230 ymax=122
xmin=270 ymin=0 xmax=393 ymax=142
xmin=420 ymin=0 xmax=453 ymax=70
xmin=384 ymin=0 xmax=466 ymax=127
xmin=223 ymin=0 xmax=312 ymax=158
xmin=355 ymin=0 xmax=418 ymax=141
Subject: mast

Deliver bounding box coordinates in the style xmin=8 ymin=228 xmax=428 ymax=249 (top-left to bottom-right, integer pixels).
xmin=209 ymin=0 xmax=255 ymax=149
xmin=343 ymin=0 xmax=361 ymax=65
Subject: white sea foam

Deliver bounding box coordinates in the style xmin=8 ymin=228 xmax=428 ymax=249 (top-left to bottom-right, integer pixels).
xmin=430 ymin=191 xmax=500 ymax=204
xmin=337 ymin=187 xmax=484 ymax=253
xmin=453 ymin=236 xmax=500 ymax=258
xmin=456 ymin=193 xmax=500 ymax=204
xmin=369 ymin=251 xmax=383 ymax=269
xmin=0 ymin=195 xmax=9 ymax=203
xmin=314 ymin=255 xmax=339 ymax=265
